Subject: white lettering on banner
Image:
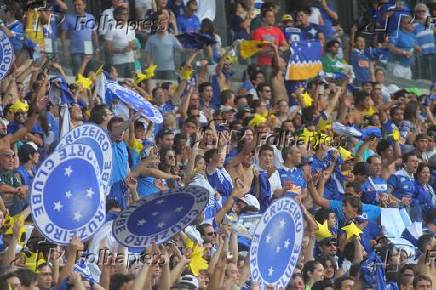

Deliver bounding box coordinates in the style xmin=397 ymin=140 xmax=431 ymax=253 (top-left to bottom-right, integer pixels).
xmin=57 ymin=124 xmax=112 ymax=195
xmin=250 ymin=197 xmax=304 ymax=288
xmin=0 ymin=31 xmax=14 ymax=80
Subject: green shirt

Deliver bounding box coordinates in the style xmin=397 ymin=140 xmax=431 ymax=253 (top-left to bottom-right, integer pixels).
xmin=0 ymin=170 xmax=21 ymax=188
xmin=321 ymin=54 xmax=345 ymax=74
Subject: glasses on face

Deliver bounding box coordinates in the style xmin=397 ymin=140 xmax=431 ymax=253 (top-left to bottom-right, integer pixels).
xmin=15 ymin=112 xmax=26 ymax=116
xmin=416 ymin=10 xmax=426 ymax=13
xmin=167 ymin=155 xmax=175 ymax=159
xmin=205 ymin=231 xmax=216 ymax=237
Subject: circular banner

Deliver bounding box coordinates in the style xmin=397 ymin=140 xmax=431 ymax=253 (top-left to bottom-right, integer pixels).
xmin=250 ymin=197 xmax=304 ymax=288
xmin=113 ymin=186 xmax=208 ymax=247
xmin=57 ymin=123 xmax=112 ymax=195
xmin=31 ymin=144 xmax=106 ymax=244
xmin=0 ymin=30 xmax=14 ymax=80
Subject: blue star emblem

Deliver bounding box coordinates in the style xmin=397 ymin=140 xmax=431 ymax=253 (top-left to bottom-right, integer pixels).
xmin=57 ymin=124 xmax=113 ymax=196
xmin=113 ymin=186 xmax=208 ymax=247
xmin=250 ymin=197 xmax=304 ymax=288
xmin=31 ymin=144 xmax=106 ymax=244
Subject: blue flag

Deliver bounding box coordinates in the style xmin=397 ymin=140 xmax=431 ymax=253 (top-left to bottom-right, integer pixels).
xmin=286 ymin=41 xmax=323 ymax=81
xmin=360 ymin=252 xmax=386 ymax=290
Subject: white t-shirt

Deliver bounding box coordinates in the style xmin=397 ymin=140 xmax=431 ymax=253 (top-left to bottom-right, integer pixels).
xmin=99 ymin=8 xmax=114 ymax=36
xmin=309 ymin=7 xmax=321 ymax=25
xmin=104 ymin=24 xmax=136 ymax=65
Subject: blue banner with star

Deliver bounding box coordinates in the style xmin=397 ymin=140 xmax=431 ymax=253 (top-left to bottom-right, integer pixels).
xmin=30 ymin=144 xmax=106 ymax=244
xmin=250 ymin=197 xmax=304 ymax=288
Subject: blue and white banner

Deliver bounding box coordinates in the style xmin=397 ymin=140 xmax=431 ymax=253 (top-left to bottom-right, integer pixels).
xmin=106 ymin=82 xmax=163 ymax=124
xmin=250 ymin=197 xmax=304 ymax=288
xmin=113 ymin=186 xmax=208 ymax=247
xmin=57 ymin=124 xmax=112 ymax=195
xmin=31 ymin=144 xmax=106 ymax=244
xmin=0 ymin=30 xmax=14 ymax=80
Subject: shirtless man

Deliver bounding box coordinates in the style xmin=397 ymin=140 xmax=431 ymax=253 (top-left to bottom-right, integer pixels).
xmin=226 ymin=150 xmax=255 ymax=195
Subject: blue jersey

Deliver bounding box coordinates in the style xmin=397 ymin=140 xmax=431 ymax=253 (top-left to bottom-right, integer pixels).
xmin=16 ymin=166 xmax=35 ymax=186
xmin=278 ymin=167 xmax=307 ymax=196
xmin=387 ymin=169 xmax=415 ymax=199
xmin=414 ymin=22 xmax=436 ymax=55
xmin=207 ymin=168 xmax=233 ymax=198
xmin=361 ymin=176 xmax=388 ymax=205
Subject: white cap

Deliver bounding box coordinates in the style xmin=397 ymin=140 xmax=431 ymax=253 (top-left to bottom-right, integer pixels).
xmin=175 ymin=275 xmax=199 ymax=289
xmin=240 ymin=194 xmax=260 ymax=211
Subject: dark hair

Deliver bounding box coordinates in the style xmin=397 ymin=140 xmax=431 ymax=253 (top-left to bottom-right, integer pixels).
xmin=106 ymin=198 xmax=121 ymax=212
xmin=204 ymin=149 xmax=218 ymax=163
xmin=389 ymin=106 xmax=402 ymax=118
xmin=416 ymin=162 xmax=429 ymax=177
xmin=197 ymin=223 xmax=213 ymax=236
xmin=259 ymin=144 xmax=274 ymax=156
xmin=324 ymin=39 xmax=340 ymax=51
xmin=302 ymin=260 xmax=322 ymax=283
xmin=5 ymin=2 xmax=23 ymax=21
xmin=402 ymin=150 xmax=417 ymax=163
xmin=367 ymin=155 xmax=381 ymax=165
xmin=108 ymin=116 xmax=124 ymax=132
xmin=343 ymin=195 xmax=362 ymax=214
xmin=89 ymin=104 xmax=109 ymax=125
xmin=314 ymin=208 xmax=335 ymax=224
xmin=184 ymin=116 xmax=199 ymax=127
xmin=3 ymin=104 xmax=13 ymax=117
xmin=198 ymin=82 xmax=212 ymax=94
xmin=354 ymin=90 xmax=370 ymax=106
xmin=312 ymin=279 xmax=333 ymax=290
xmin=413 ymin=275 xmax=432 ymax=288
xmin=281 ymin=146 xmax=297 ymax=161
xmin=113 ymin=7 xmax=128 ymax=18
xmin=109 ymin=273 xmax=134 ymax=290
xmin=18 ymin=144 xmax=37 ymax=164
xmin=376 ymin=139 xmax=391 ymax=155
xmin=250 ymin=70 xmax=264 ymax=82
xmin=400 ymin=264 xmax=415 ymax=275
xmin=296 ymin=6 xmax=312 ymax=15
xmin=14 ymin=269 xmax=37 ymax=287
xmin=220 ymin=89 xmax=234 ymax=104
xmin=257 ymin=82 xmax=270 ymax=94
xmin=261 ymin=7 xmax=274 ymax=18
xmin=403 ymin=100 xmax=418 ymax=121
xmin=417 ymin=234 xmax=434 ymax=253
xmin=334 ymin=276 xmax=354 ymax=289
xmin=200 ymin=18 xmax=215 ymax=34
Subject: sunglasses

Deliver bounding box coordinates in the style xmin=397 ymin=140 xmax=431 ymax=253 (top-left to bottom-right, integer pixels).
xmin=205 ymin=232 xmax=216 ymax=237
xmin=15 ymin=112 xmax=27 ymax=116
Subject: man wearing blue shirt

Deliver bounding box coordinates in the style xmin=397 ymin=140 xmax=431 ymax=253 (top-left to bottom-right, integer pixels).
xmin=176 ymin=0 xmax=201 ymax=34
xmin=278 ymin=146 xmax=307 ymax=200
xmin=387 ymin=151 xmax=418 ymax=205
xmin=108 ymin=117 xmax=130 ymax=208
xmin=413 ymin=3 xmax=436 ymax=80
xmin=61 ymin=0 xmax=99 ymax=76
xmin=362 ymin=156 xmax=388 ymax=205
xmin=388 ymin=16 xmax=421 ymax=79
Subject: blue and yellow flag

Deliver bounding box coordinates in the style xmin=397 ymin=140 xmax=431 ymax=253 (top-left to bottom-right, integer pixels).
xmin=286 ymin=41 xmax=323 ymax=81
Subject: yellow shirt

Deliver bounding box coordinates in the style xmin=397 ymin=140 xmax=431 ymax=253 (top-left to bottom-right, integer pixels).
xmin=25 ymin=10 xmax=44 ymax=48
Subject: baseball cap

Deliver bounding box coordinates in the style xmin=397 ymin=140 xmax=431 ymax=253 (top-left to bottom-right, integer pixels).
xmin=220 ymin=105 xmax=236 ymax=113
xmin=174 ymin=275 xmax=199 ymax=289
xmin=238 ymin=104 xmax=252 ymax=112
xmin=238 ymin=194 xmax=260 ymax=211
xmin=319 ymin=237 xmax=337 ymax=246
xmin=281 ymin=14 xmax=293 ymax=21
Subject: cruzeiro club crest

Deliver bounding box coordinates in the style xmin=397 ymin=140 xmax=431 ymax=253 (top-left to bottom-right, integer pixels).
xmin=250 ymin=197 xmax=304 ymax=288
xmin=31 ymin=144 xmax=106 ymax=244
xmin=0 ymin=30 xmax=14 ymax=80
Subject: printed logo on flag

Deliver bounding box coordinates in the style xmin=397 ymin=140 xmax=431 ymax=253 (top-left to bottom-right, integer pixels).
xmin=250 ymin=197 xmax=304 ymax=288
xmin=31 ymin=144 xmax=106 ymax=244
xmin=107 ymin=82 xmax=163 ymax=124
xmin=0 ymin=30 xmax=14 ymax=80
xmin=113 ymin=186 xmax=208 ymax=247
xmin=57 ymin=124 xmax=112 ymax=195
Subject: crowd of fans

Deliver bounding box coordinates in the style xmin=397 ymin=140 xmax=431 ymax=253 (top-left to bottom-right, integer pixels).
xmin=0 ymin=0 xmax=435 ymax=289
